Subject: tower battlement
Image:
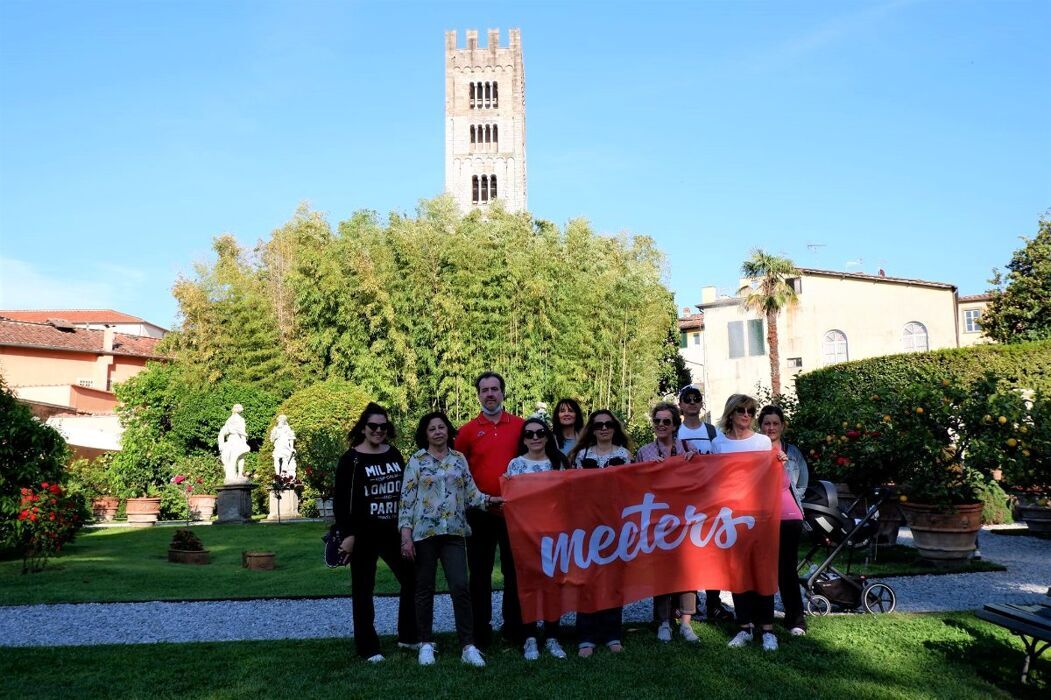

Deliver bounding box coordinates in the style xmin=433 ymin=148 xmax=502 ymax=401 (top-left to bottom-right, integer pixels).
xmin=445 ymin=28 xmax=521 ymax=52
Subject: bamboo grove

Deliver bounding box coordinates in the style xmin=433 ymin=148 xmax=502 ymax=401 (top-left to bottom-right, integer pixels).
xmin=160 ymin=196 xmax=689 ymax=429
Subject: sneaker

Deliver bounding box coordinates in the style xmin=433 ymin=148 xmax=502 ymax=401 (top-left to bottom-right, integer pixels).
xmin=461 ymin=645 xmax=486 ymax=667
xmin=727 ymin=630 xmax=753 ymax=648
xmin=789 ymin=626 xmax=806 ymax=637
xmin=972 ymin=548 xmax=983 ymax=561
xmin=398 ymin=642 xmax=422 ymax=651
xmin=523 ymin=637 xmax=540 ymax=661
xmin=545 ymin=638 xmax=567 ymax=659
xmin=762 ymin=632 xmax=778 ymax=651
xmin=657 ymin=622 xmax=672 ymax=643
xmin=707 ymin=604 xmax=734 ymax=622
xmin=607 ymin=642 xmax=624 ymax=653
xmin=679 ymin=622 xmax=699 ymax=643
xmin=366 ymin=654 xmax=385 ymax=663
xmin=418 ymin=643 xmax=435 ymax=666
xmin=578 ymin=645 xmax=594 ymax=658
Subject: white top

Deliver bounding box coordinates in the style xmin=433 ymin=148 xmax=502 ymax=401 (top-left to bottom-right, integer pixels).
xmin=506 ymin=456 xmax=554 ymax=476
xmin=677 ymin=423 xmax=716 ymax=455
xmin=711 ymin=432 xmax=772 ymax=454
xmin=573 ymin=445 xmax=633 ymax=469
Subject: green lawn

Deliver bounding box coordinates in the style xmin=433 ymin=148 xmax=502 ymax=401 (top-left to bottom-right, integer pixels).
xmin=0 ymin=523 xmax=999 ymax=606
xmin=0 ymin=613 xmax=1044 ymax=699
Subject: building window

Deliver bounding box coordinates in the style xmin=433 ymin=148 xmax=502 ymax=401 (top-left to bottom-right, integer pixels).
xmin=470 ymin=125 xmax=476 ymax=144
xmin=490 ymin=174 xmax=497 ymax=199
xmin=484 ymin=82 xmax=491 ymax=108
xmin=472 ymin=176 xmax=479 ymax=204
xmin=902 ymin=321 xmax=929 ymax=352
xmin=692 ymin=332 xmax=701 ymax=346
xmin=747 ymin=319 xmax=765 ymax=355
xmin=964 ymin=309 xmax=982 ymax=333
xmin=787 ymin=357 xmax=803 ymax=369
xmin=492 ymin=124 xmax=498 ymax=145
xmin=728 ymin=321 xmax=745 ymax=359
xmin=729 ymin=320 xmax=765 ymax=358
xmin=493 ymin=81 xmax=498 ymax=108
xmin=485 ymin=124 xmax=491 ymax=143
xmin=822 ymin=329 xmax=849 ymax=365
xmin=469 ymin=82 xmax=475 ymax=108
xmin=680 ymin=332 xmax=688 ymax=349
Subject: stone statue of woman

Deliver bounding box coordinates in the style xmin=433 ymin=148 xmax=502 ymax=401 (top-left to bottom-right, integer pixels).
xmin=218 ymin=404 xmax=250 ymax=484
xmin=270 ymin=415 xmax=297 ymax=478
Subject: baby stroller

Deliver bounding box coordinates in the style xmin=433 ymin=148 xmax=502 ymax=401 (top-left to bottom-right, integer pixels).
xmin=796 ymin=480 xmax=897 ymax=615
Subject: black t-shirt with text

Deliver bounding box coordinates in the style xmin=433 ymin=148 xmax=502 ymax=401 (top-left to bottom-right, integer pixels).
xmin=333 ymin=446 xmax=406 ymax=535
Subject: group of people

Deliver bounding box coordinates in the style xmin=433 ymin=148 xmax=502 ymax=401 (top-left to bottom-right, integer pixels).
xmin=332 ymin=372 xmax=809 ymax=667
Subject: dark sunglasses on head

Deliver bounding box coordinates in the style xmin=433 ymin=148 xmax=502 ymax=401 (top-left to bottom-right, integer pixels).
xmin=593 ymin=420 xmax=617 ymax=431
xmin=581 ymin=456 xmax=627 ymax=469
xmin=680 ymin=396 xmax=702 ymax=405
xmin=652 ymin=417 xmax=674 ymax=427
xmin=523 ymin=428 xmax=548 ymax=440
xmin=366 ymin=421 xmax=389 ymax=431
xmin=734 ymin=407 xmax=757 ymax=416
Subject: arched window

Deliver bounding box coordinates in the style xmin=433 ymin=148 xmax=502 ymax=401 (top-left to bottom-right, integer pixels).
xmin=469 ymin=83 xmax=475 ymax=109
xmin=902 ymin=322 xmax=929 ymax=353
xmin=493 ymin=124 xmax=498 ymax=145
xmin=470 ymin=125 xmax=476 ymax=144
xmin=493 ymin=82 xmax=498 ymax=108
xmin=480 ymin=174 xmax=489 ymax=202
xmin=490 ymin=174 xmax=498 ymax=199
xmin=485 ymin=125 xmax=491 ymax=143
xmin=484 ymin=82 xmax=491 ymax=108
xmin=472 ymin=175 xmax=479 ymax=204
xmin=822 ymin=330 xmax=849 ymax=365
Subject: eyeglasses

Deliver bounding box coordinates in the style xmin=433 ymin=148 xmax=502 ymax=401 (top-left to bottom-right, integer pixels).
xmin=680 ymin=396 xmax=702 ymax=405
xmin=652 ymin=417 xmax=674 ymax=427
xmin=366 ymin=421 xmax=389 ymax=432
xmin=734 ymin=407 xmax=757 ymax=416
xmin=593 ymin=420 xmax=616 ymax=431
xmin=523 ymin=429 xmax=548 ymax=440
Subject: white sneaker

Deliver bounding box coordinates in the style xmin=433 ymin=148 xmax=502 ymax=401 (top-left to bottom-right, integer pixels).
xmin=545 ymin=638 xmax=567 ymax=659
xmin=418 ymin=643 xmax=435 ymax=666
xmin=657 ymin=622 xmax=672 ymax=643
xmin=523 ymin=637 xmax=540 ymax=661
xmin=762 ymin=632 xmax=778 ymax=651
xmin=727 ymin=630 xmax=753 ymax=648
xmin=679 ymin=622 xmax=699 ymax=643
xmin=789 ymin=626 xmax=807 ymax=637
xmin=366 ymin=653 xmax=385 ymax=663
xmin=398 ymin=642 xmax=422 ymax=651
xmin=461 ymin=645 xmax=486 ymax=667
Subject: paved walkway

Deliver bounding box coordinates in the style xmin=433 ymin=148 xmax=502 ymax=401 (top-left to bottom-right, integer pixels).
xmin=1 ymin=525 xmax=1047 ymax=647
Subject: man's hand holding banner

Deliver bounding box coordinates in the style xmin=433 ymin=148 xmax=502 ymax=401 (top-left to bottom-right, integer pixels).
xmin=501 ymin=453 xmax=782 ymax=624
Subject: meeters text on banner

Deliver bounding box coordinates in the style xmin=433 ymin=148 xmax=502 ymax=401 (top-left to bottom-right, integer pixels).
xmin=501 ymin=453 xmax=782 ymax=624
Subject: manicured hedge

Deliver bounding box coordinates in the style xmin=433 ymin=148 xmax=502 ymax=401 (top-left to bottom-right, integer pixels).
xmin=795 ymin=339 xmax=1051 ymax=403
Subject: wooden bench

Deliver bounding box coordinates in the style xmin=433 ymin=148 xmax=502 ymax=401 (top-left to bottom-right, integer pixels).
xmin=976 ymin=602 xmax=1051 ymax=684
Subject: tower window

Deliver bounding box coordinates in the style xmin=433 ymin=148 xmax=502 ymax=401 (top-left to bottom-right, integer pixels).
xmin=485 ymin=124 xmax=491 ymax=143
xmin=493 ymin=124 xmax=498 ymax=145
xmin=470 ymin=125 xmax=476 ymax=144
xmin=472 ymin=175 xmax=479 ymax=204
xmin=491 ymin=174 xmax=497 ymax=199
xmin=469 ymin=83 xmax=475 ymax=109
xmin=493 ymin=82 xmax=498 ymax=108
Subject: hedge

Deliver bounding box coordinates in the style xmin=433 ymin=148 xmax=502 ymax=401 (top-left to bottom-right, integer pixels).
xmin=795 ymin=339 xmax=1051 ymax=404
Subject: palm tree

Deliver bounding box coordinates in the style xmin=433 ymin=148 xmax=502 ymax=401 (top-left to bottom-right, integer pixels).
xmin=739 ymin=249 xmax=798 ymax=398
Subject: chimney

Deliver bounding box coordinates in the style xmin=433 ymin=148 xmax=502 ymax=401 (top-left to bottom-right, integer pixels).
xmin=102 ymin=326 xmax=115 ymax=353
xmin=701 ymin=286 xmax=718 ymax=304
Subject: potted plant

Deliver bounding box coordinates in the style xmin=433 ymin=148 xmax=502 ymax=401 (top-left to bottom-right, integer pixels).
xmin=989 ymin=388 xmax=1051 ymax=532
xmin=168 ymin=528 xmax=210 ymax=565
xmin=300 ymin=431 xmax=344 ymax=520
xmin=67 ymin=455 xmax=120 ymax=522
xmin=109 ymin=433 xmax=178 ymax=526
xmin=170 ymin=453 xmax=224 ymax=521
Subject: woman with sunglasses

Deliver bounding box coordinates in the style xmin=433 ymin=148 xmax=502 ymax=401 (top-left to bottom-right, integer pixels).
xmin=711 ymin=394 xmax=779 ymax=652
xmin=758 ymin=404 xmax=809 ymax=638
xmin=553 ymin=398 xmax=584 ymax=456
xmin=635 ymin=402 xmax=700 ymax=644
xmin=399 ymin=411 xmax=502 ymax=668
xmin=334 ymin=402 xmax=418 ymax=663
xmin=504 ymin=417 xmax=570 ymax=661
xmin=567 ymin=410 xmax=634 ymax=656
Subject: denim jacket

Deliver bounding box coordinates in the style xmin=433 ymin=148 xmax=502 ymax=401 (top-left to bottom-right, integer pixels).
xmin=784 ymin=443 xmax=809 ymax=513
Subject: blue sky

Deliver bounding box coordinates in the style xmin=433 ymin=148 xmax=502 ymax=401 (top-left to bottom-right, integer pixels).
xmin=1 ymin=0 xmax=1048 ymax=328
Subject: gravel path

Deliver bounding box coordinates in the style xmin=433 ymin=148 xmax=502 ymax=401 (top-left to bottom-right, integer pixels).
xmin=1 ymin=525 xmax=1047 ymax=648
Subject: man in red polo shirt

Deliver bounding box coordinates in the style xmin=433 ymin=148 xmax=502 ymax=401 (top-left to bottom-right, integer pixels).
xmin=454 ymin=371 xmax=525 ymax=650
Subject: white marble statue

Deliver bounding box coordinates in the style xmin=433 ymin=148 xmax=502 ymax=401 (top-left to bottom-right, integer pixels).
xmin=270 ymin=414 xmax=297 ymax=478
xmin=218 ymin=404 xmax=250 ymax=484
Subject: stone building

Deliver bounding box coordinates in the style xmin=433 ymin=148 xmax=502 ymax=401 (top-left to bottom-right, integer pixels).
xmin=444 ymin=28 xmax=527 ymax=213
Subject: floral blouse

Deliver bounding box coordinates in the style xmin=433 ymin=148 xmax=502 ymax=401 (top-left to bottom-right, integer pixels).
xmin=398 ymin=448 xmax=490 ymax=542
xmin=506 ymin=455 xmax=555 ymax=476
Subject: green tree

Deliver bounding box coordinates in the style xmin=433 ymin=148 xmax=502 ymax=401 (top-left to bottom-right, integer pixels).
xmin=740 ymin=249 xmax=798 ymax=398
xmin=983 ymin=217 xmax=1051 ymax=344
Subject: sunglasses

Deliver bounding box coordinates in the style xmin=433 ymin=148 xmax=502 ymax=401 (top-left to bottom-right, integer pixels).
xmin=652 ymin=417 xmax=674 ymax=427
xmin=523 ymin=428 xmax=548 ymax=440
xmin=680 ymin=396 xmax=703 ymax=405
xmin=734 ymin=407 xmax=757 ymax=416
xmin=593 ymin=420 xmax=617 ymax=431
xmin=366 ymin=421 xmax=389 ymax=432
xmin=580 ymin=456 xmax=627 ymax=469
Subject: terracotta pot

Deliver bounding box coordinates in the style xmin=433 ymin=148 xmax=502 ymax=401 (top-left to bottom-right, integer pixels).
xmin=168 ymin=548 xmax=210 ymax=565
xmin=126 ymin=497 xmax=162 ymax=526
xmin=900 ymin=502 xmax=982 ymax=564
xmin=91 ymin=496 xmax=120 ymax=522
xmin=188 ymin=494 xmax=217 ymax=521
xmin=1018 ymin=505 xmax=1051 ymax=534
xmin=242 ymin=551 xmax=275 ymax=570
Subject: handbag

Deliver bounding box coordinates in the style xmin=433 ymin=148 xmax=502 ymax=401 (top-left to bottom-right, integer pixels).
xmin=322 ymin=452 xmax=357 ymax=568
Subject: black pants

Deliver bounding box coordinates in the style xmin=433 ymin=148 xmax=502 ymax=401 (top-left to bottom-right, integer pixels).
xmin=414 ymin=535 xmax=473 ymax=647
xmin=577 ymin=607 xmax=623 ymax=648
xmin=466 ymin=509 xmax=522 ymax=647
xmin=350 ymin=527 xmax=418 ymax=658
xmin=778 ymin=519 xmax=806 ymax=629
xmin=731 ymin=591 xmax=775 ymax=628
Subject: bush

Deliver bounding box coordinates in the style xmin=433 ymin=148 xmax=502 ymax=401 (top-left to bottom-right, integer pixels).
xmin=259 ymin=381 xmax=370 ymax=499
xmin=13 ymin=482 xmax=88 ymax=572
xmin=65 ymin=455 xmax=116 ymax=503
xmin=169 ymin=381 xmax=281 ymax=455
xmin=0 ymin=382 xmax=70 ymax=552
xmin=978 ymin=480 xmax=1013 ymax=525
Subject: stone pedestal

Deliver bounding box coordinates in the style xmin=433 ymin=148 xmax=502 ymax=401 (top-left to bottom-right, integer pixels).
xmin=215 ymin=482 xmax=258 ymax=525
xmin=266 ymin=489 xmax=301 ymax=521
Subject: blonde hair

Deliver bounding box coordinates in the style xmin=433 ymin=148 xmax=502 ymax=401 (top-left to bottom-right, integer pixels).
xmin=718 ymin=394 xmax=759 ymax=433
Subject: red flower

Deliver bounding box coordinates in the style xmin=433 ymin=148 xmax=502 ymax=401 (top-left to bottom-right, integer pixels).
xmin=49 ymin=484 xmax=61 ymax=495
xmin=41 ymin=482 xmax=49 ymax=489
xmin=835 ymin=456 xmax=851 ymax=467
xmin=18 ymin=510 xmax=29 ymax=520
xmin=173 ymin=475 xmax=187 ymax=485
xmin=845 ymin=430 xmax=861 ymax=440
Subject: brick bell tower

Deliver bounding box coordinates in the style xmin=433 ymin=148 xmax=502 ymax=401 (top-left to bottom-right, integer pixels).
xmin=444 ymin=28 xmax=527 ymax=213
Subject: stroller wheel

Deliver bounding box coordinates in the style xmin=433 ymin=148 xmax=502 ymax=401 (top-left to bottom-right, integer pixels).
xmin=862 ymin=583 xmax=896 ymax=613
xmin=807 ymin=594 xmax=832 ymax=616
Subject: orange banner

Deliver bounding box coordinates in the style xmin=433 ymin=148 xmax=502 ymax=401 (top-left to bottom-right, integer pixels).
xmin=501 ymin=453 xmax=782 ymax=623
